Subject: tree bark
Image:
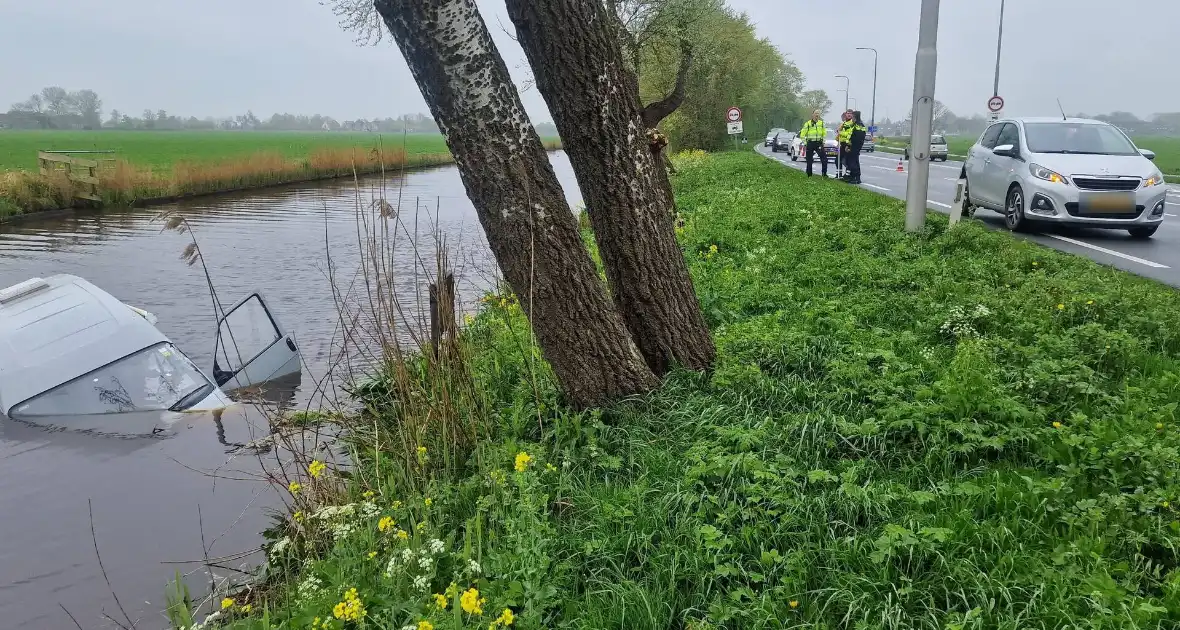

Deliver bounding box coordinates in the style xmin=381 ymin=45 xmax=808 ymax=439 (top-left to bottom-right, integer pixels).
xmin=374 ymin=0 xmax=658 ymax=407
xmin=505 ymin=0 xmax=716 ymax=376
xmin=641 ymin=44 xmax=693 ymax=128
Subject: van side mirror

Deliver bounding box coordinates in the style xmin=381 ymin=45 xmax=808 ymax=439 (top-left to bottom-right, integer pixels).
xmin=992 ymin=144 xmax=1017 ymax=158
xmin=1140 ymin=149 xmax=1156 ymax=161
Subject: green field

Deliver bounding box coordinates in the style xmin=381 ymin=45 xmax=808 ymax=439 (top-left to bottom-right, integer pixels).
xmin=0 ymin=129 xmax=451 ymax=172
xmin=201 ymin=151 xmax=1180 ymax=630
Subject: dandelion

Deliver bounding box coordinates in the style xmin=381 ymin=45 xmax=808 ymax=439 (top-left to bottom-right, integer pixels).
xmin=1056 ymin=303 xmax=1065 ymax=310
xmin=418 ymin=622 xmax=435 ymax=630
xmin=288 ymin=481 xmax=302 ymax=494
xmin=789 ymin=600 xmax=799 ymax=609
xmin=424 ymin=497 xmax=433 ymax=507
xmin=461 ymin=588 xmax=485 ymax=615
xmin=309 ymin=460 xmax=326 ymax=478
xmin=1052 ymin=421 xmax=1062 ymax=429
xmin=515 ymin=451 xmax=532 ymax=472
xmin=221 ymin=598 xmax=235 ymax=610
xmin=378 ymin=516 xmax=395 ymax=533
xmin=434 ymin=593 xmax=449 ymax=610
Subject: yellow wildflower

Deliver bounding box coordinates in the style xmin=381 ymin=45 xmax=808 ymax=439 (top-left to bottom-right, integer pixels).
xmin=461 ymin=588 xmax=485 ymax=615
xmin=418 ymin=622 xmax=434 ymax=630
xmin=709 ymin=244 xmax=718 ymax=254
xmin=418 ymin=445 xmax=428 ymax=456
xmin=332 ymin=587 xmax=366 ymax=622
xmin=363 ymin=490 xmax=375 ymax=499
xmin=288 ymin=481 xmax=302 ymax=494
xmin=378 ymin=516 xmax=395 ymax=533
xmin=789 ymin=600 xmax=799 ymax=609
xmin=496 ymin=608 xmax=516 ymax=626
xmin=1052 ymin=421 xmax=1062 ymax=429
xmin=1157 ymin=423 xmax=1165 ymax=430
xmin=396 ymin=528 xmax=409 ymax=541
xmin=424 ymin=497 xmax=433 ymax=507
xmin=293 ymin=511 xmax=303 ymax=523
xmin=1165 ymin=501 xmax=1172 ymax=509
xmin=308 ymin=460 xmax=326 ymax=478
xmin=434 ymin=593 xmax=449 ymax=610
xmin=464 ymin=313 xmax=474 ymax=325
xmin=545 ymin=463 xmax=557 ymax=473
xmin=515 ymin=451 xmax=533 ymax=472
xmin=221 ymin=598 xmax=235 ymax=610
xmin=416 ymin=522 xmax=426 ymax=532
xmin=367 ymin=551 xmax=378 ymax=559
xmin=240 ymin=604 xmax=252 ymax=614
xmin=1086 ymin=300 xmax=1095 ymax=305
xmin=499 ymin=297 xmax=509 ymax=308
xmin=392 ymin=500 xmax=403 ymax=510
xmin=1056 ymin=303 xmax=1065 ymax=310
xmin=1032 ymin=261 xmax=1040 ymax=266
xmin=490 ymin=469 xmax=507 ymax=485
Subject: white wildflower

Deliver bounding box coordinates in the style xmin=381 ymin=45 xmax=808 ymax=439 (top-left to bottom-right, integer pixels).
xmin=359 ymin=501 xmax=379 ymax=518
xmin=383 ymin=555 xmax=400 ymax=578
xmin=267 ymin=537 xmax=290 ymax=562
xmin=413 ymin=574 xmax=429 ymax=591
xmin=468 ymin=559 xmax=482 ymax=575
xmin=428 ymin=538 xmax=445 ymax=554
xmin=331 ymin=522 xmax=355 ymax=542
xmin=298 ymin=575 xmax=324 ymax=600
xmin=418 ymin=555 xmax=433 ymax=570
xmin=402 ymin=548 xmax=415 ymax=562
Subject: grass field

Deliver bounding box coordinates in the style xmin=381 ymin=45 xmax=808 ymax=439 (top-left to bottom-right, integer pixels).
xmin=189 ymin=151 xmax=1180 ymax=630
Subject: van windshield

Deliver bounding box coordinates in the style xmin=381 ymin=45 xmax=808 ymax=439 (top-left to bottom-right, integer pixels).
xmin=10 ymin=343 xmax=214 ymax=418
xmin=1024 ymin=122 xmax=1139 ymax=155
xmin=931 ymin=135 xmax=946 ymax=145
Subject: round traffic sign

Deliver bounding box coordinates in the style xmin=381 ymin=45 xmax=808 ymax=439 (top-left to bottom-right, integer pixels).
xmin=726 ymin=106 xmax=742 ymax=122
xmin=988 ymin=96 xmax=1005 ymax=112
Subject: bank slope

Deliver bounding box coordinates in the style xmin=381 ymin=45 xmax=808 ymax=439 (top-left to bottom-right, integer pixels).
xmin=202 ymin=151 xmax=1180 ymax=630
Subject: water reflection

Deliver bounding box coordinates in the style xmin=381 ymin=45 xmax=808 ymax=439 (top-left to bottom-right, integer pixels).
xmin=0 ymin=153 xmax=581 ymax=628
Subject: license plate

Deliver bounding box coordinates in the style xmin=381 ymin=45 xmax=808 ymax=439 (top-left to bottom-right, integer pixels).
xmin=1079 ymin=192 xmax=1136 ymax=214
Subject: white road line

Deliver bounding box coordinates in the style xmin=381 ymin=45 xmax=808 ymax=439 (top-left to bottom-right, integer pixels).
xmin=928 ymin=200 xmax=952 ymax=208
xmin=868 ymin=165 xmax=901 ymax=171
xmin=1046 ymin=235 xmax=1170 ymax=269
xmin=862 ymin=183 xmax=890 ymax=191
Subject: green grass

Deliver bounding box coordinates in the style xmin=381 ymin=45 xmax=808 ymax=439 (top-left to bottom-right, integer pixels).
xmin=0 ymin=130 xmax=450 ymax=173
xmin=190 ymin=151 xmax=1180 ymax=630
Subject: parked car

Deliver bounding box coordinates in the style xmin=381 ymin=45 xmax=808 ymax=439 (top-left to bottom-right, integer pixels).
xmin=764 ymin=128 xmax=785 ymax=147
xmin=960 ymin=117 xmax=1168 ymax=238
xmin=904 ymin=134 xmax=949 ymax=161
xmin=790 ymin=128 xmax=840 ymax=163
xmin=0 ymin=274 xmax=302 ymax=434
xmin=863 ymin=133 xmax=876 ymax=153
xmin=771 ymin=131 xmax=795 ymax=153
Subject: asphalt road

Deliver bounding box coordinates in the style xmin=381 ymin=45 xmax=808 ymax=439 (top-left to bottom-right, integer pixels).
xmin=756 ymin=145 xmax=1180 ymax=288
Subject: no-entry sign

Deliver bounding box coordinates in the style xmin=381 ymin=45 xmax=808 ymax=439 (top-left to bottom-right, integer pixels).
xmin=726 ymin=106 xmax=742 ymax=123
xmin=988 ymin=95 xmax=1005 ymax=113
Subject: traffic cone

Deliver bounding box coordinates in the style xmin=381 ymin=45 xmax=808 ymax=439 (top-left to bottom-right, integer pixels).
xmin=895 ymin=159 xmax=905 ymax=173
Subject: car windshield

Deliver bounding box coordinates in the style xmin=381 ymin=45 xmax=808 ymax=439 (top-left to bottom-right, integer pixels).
xmin=9 ymin=343 xmax=214 ymax=418
xmin=931 ymin=135 xmax=946 ymax=145
xmin=1024 ymin=122 xmax=1139 ymax=155
xmin=825 ymin=129 xmax=836 ymax=140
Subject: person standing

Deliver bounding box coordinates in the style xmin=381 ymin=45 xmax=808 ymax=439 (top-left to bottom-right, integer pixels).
xmin=845 ymin=111 xmax=868 ymax=184
xmin=799 ymin=110 xmax=828 ymax=178
xmin=837 ymin=110 xmax=855 ymax=179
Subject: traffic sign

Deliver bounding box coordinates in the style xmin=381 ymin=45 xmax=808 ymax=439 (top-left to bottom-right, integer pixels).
xmin=869 ymin=125 xmax=878 ymax=133
xmin=987 ymin=95 xmax=1005 ymax=113
xmin=725 ymin=106 xmax=742 ymax=123
xmin=727 ymin=121 xmax=743 ymax=135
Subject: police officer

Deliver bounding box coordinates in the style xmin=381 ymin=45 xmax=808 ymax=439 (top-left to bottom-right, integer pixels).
xmin=845 ymin=111 xmax=868 ymax=184
xmin=799 ymin=110 xmax=828 ymax=177
xmin=837 ymin=110 xmax=854 ymax=179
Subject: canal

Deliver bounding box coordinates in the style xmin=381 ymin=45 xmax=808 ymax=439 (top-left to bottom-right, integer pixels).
xmin=0 ymin=153 xmax=582 ymax=629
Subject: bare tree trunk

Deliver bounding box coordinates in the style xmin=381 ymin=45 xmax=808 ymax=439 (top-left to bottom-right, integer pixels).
xmin=505 ymin=0 xmax=715 ymax=376
xmin=374 ymin=0 xmax=657 ymax=407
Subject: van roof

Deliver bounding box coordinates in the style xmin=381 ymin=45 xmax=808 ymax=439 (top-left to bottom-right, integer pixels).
xmin=0 ymin=274 xmax=167 ymax=414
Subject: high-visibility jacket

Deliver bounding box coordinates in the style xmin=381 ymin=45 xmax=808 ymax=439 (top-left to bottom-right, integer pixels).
xmin=850 ymin=122 xmax=867 ymax=151
xmin=838 ymin=119 xmax=855 ymax=145
xmin=800 ymin=120 xmax=826 ymax=142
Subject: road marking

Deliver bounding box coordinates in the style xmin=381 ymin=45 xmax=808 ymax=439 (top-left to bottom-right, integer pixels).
xmin=868 ymin=165 xmax=899 ymax=171
xmin=928 ymin=200 xmax=952 ymax=208
xmin=1046 ymin=235 xmax=1169 ymax=269
xmin=862 ymin=183 xmax=890 ymax=191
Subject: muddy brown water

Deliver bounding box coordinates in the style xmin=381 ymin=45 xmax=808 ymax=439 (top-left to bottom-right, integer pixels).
xmin=0 ymin=153 xmax=581 ymax=629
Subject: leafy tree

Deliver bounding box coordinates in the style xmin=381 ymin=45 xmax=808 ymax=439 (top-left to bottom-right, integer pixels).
xmin=71 ymin=90 xmax=102 ymax=128
xmin=800 ymin=90 xmax=832 ymax=119
xmin=40 ymin=87 xmax=71 ymax=116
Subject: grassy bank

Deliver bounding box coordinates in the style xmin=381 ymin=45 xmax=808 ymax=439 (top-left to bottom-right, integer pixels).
xmin=0 ymin=131 xmax=559 ymax=218
xmin=188 ymin=151 xmax=1180 ymax=630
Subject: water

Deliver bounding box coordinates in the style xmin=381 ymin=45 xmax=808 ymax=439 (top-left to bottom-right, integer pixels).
xmin=0 ymin=153 xmax=581 ymax=629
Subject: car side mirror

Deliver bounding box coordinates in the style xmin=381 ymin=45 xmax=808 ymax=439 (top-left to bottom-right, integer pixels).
xmin=1140 ymin=149 xmax=1156 ymax=161
xmin=992 ymin=144 xmax=1017 ymax=157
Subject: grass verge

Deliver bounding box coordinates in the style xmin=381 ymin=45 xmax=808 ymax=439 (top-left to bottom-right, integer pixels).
xmin=186 ymin=151 xmax=1180 ymax=630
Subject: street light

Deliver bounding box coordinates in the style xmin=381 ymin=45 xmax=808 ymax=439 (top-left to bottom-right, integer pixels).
xmin=856 ymin=47 xmax=878 ymax=130
xmin=993 ymin=0 xmax=1006 ymax=99
xmin=905 ymin=0 xmax=940 ymax=233
xmin=834 ymin=75 xmax=850 ymax=114
xmin=849 ymin=97 xmax=858 ymax=110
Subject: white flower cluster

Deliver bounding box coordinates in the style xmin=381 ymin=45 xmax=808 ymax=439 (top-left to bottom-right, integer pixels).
xmin=185 ymin=610 xmax=222 ymax=630
xmin=331 ymin=521 xmax=356 ymax=542
xmin=298 ymin=574 xmax=325 ymax=600
xmin=939 ymin=304 xmax=992 ymax=340
xmin=268 ymin=536 xmax=291 ymax=562
xmin=312 ymin=503 xmax=357 ymax=521
xmin=359 ymin=500 xmax=380 ymax=519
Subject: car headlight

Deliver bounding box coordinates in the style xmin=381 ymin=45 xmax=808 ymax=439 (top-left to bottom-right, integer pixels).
xmin=1029 ymin=163 xmax=1069 ymax=185
xmin=1143 ymin=171 xmax=1166 ymax=187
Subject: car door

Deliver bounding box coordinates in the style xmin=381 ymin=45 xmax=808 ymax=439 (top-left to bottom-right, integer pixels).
xmin=212 ymin=292 xmax=301 ymax=391
xmin=967 ymin=123 xmax=1004 ymax=207
xmin=983 ymin=123 xmax=1023 ymax=207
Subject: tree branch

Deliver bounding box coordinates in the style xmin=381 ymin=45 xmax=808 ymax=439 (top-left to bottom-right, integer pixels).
xmin=641 ymin=43 xmax=693 ymax=128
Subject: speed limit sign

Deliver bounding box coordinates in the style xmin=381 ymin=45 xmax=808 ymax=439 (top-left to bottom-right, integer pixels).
xmin=725 ymin=106 xmax=742 ymax=123
xmin=987 ymin=96 xmax=1005 ymax=112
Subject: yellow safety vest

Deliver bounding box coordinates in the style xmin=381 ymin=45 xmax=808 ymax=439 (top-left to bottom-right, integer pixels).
xmin=838 ymin=120 xmax=855 ymax=144
xmin=800 ymin=120 xmax=826 ymax=142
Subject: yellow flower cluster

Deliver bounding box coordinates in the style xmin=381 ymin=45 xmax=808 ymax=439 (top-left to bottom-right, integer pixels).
xmin=378 ymin=515 xmax=395 ymax=533
xmin=288 ymin=481 xmax=302 ymax=494
xmin=490 ymin=608 xmax=516 ymax=628
xmin=308 ymin=460 xmax=326 ymax=478
xmin=514 ymin=452 xmax=532 ymax=473
xmin=461 ymin=588 xmax=486 ymax=615
xmin=332 ymin=587 xmax=366 ymax=622
xmin=396 ymin=528 xmax=410 ymax=541
xmin=434 ymin=593 xmax=449 ymax=610
xmin=418 ymin=622 xmax=434 ymax=630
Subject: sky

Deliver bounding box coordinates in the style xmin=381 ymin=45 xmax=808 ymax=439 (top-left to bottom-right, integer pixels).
xmin=2 ymin=0 xmax=1176 ymax=124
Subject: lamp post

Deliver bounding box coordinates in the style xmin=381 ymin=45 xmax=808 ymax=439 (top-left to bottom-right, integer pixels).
xmin=834 ymin=75 xmax=850 ymax=114
xmin=849 ymin=97 xmax=858 ymax=110
xmin=905 ymin=0 xmax=940 ymax=233
xmin=856 ymin=47 xmax=878 ymax=130
xmin=993 ymin=0 xmax=1005 ymax=98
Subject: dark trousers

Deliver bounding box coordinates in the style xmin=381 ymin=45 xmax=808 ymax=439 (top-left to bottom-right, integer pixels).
xmin=805 ymin=141 xmax=827 ymax=176
xmin=847 ymin=148 xmax=862 ymax=180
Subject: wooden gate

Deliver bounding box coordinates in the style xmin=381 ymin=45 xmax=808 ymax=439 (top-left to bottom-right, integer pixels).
xmin=37 ymin=150 xmax=115 ymax=202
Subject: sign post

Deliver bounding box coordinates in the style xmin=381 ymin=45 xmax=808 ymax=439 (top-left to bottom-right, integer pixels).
xmin=987 ymin=95 xmax=1004 ymax=121
xmin=725 ymin=106 xmax=743 ymax=150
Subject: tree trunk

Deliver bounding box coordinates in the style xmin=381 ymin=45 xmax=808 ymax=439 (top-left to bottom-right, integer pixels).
xmin=505 ymin=0 xmax=716 ymax=376
xmin=374 ymin=0 xmax=657 ymax=407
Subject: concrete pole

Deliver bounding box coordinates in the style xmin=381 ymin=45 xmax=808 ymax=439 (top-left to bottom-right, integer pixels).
xmin=905 ymin=0 xmax=940 ymax=233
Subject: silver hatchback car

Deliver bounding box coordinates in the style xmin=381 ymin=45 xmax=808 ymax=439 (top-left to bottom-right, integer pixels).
xmin=961 ymin=117 xmax=1168 ymax=238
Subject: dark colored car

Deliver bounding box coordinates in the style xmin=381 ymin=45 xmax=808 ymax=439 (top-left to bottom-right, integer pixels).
xmin=771 ymin=131 xmax=795 ymax=153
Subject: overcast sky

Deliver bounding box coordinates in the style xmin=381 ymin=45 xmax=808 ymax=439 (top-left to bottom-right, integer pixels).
xmin=2 ymin=0 xmax=1175 ymax=124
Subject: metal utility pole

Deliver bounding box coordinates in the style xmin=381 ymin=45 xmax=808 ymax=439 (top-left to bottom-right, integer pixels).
xmin=993 ymin=0 xmax=1005 ymax=98
xmin=834 ymin=75 xmax=850 ymax=113
xmin=905 ymin=0 xmax=940 ymax=233
xmin=856 ymin=47 xmax=878 ymax=129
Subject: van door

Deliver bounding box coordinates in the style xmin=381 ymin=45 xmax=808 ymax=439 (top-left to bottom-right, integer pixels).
xmin=212 ymin=293 xmax=301 ymax=391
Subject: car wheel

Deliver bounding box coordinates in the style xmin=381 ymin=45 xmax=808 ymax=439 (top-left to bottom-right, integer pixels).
xmin=1004 ymin=185 xmax=1031 ymax=232
xmin=960 ymin=178 xmax=977 ymax=219
xmin=790 ymin=154 xmax=798 ymax=161
xmin=1129 ymin=226 xmax=1158 ymax=239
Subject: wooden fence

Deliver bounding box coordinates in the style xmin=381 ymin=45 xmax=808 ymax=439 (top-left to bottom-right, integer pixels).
xmin=37 ymin=150 xmax=116 ymax=202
